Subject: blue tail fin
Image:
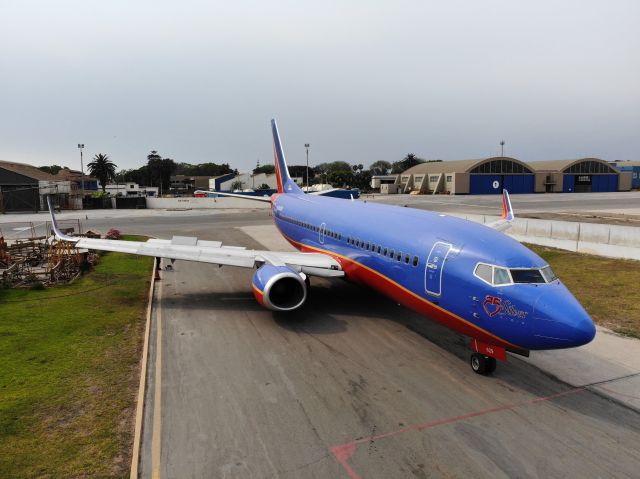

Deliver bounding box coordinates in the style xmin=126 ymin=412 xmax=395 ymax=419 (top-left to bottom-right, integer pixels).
xmin=271 ymin=119 xmax=303 ymax=194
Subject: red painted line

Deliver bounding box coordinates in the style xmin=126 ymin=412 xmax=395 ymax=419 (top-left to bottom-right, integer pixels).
xmin=329 ymin=387 xmax=584 ymax=478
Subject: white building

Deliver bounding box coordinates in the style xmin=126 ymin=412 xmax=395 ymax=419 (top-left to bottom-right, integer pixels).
xmin=218 ymin=173 xmax=303 ymax=191
xmin=102 ymin=182 xmax=159 ymax=197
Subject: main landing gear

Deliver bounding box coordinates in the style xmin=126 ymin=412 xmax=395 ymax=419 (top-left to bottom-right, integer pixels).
xmin=470 ymin=353 xmax=497 ymax=375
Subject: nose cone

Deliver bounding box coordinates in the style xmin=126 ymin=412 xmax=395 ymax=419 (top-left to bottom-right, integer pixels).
xmin=533 ymin=287 xmax=596 ymax=349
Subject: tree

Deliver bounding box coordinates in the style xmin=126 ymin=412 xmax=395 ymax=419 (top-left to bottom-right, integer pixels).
xmin=288 ymin=165 xmax=315 ymax=184
xmin=39 ymin=164 xmax=63 ymax=175
xmin=147 ymin=151 xmax=176 ymax=195
xmin=87 ymin=154 xmax=117 ymax=192
xmin=391 ymin=153 xmax=425 ymax=174
xmin=175 ymin=162 xmax=233 ymax=176
xmin=253 ymin=164 xmax=275 ymax=175
xmin=256 ymin=183 xmax=271 ymax=190
xmin=231 ymin=180 xmax=244 ymax=191
xmin=369 ymin=160 xmax=391 ymax=176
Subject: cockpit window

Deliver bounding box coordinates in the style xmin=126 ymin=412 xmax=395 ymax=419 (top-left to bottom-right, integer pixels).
xmin=541 ymin=265 xmax=558 ymax=282
xmin=493 ymin=267 xmax=511 ymax=285
xmin=475 ymin=262 xmax=558 ymax=286
xmin=510 ymin=269 xmax=545 ymax=284
xmin=475 ymin=264 xmax=492 ymax=283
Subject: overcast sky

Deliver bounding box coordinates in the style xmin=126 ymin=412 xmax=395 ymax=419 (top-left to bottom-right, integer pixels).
xmin=1 ymin=0 xmax=638 ymax=172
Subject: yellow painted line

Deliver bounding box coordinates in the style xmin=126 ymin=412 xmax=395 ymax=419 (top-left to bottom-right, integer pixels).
xmin=130 ymin=259 xmax=158 ymax=479
xmin=151 ymin=276 xmax=164 ymax=479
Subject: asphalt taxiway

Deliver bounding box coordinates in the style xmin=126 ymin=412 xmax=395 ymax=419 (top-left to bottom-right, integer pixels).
xmin=2 ymin=198 xmax=640 ymax=478
xmin=125 ymin=214 xmax=640 ymax=479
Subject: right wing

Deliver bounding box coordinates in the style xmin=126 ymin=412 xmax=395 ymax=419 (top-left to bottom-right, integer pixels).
xmin=193 ymin=190 xmax=272 ymax=203
xmin=46 ymin=196 xmax=343 ymax=278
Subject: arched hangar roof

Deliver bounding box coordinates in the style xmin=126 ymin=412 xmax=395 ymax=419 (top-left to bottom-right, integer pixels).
xmin=402 ymin=157 xmax=534 ymax=175
xmin=529 ymin=158 xmax=618 ymax=174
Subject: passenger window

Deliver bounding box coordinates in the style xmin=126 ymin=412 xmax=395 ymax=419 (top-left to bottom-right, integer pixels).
xmin=377 ymin=245 xmax=381 ymax=254
xmin=383 ymin=247 xmax=388 ymax=256
xmin=404 ymin=254 xmax=410 ymax=264
xmin=366 ymin=242 xmax=370 ymax=250
xmin=474 ymin=264 xmax=493 ymax=284
xmin=397 ymin=251 xmax=402 ymax=261
xmin=390 ymin=249 xmax=395 ymax=259
xmin=355 ymin=239 xmax=360 ymax=247
xmin=494 ymin=267 xmax=512 ymax=285
xmin=412 ymin=255 xmax=419 ymax=267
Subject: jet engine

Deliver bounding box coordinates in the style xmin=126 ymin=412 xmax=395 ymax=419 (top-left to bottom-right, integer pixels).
xmin=252 ymin=264 xmax=307 ymax=311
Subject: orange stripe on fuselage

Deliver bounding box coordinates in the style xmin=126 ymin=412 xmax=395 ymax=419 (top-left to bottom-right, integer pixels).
xmin=273 ymin=219 xmax=524 ymax=352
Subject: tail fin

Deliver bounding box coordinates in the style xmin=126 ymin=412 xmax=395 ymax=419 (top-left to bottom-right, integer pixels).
xmin=271 ymin=119 xmax=303 ymax=194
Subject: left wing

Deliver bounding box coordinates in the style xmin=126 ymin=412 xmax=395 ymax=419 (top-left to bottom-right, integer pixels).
xmin=485 ymin=189 xmax=515 ymax=232
xmin=46 ymin=196 xmax=343 ymax=278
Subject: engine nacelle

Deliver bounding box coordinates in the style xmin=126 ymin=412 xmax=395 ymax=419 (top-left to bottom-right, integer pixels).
xmin=252 ymin=265 xmax=307 ymax=311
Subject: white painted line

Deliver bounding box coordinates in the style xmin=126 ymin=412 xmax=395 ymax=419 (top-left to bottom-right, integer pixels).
xmin=151 ymin=275 xmax=164 ymax=479
xmin=130 ymin=259 xmax=158 ymax=479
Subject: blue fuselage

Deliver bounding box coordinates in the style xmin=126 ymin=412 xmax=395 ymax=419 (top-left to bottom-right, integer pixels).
xmin=271 ymin=193 xmax=595 ymax=352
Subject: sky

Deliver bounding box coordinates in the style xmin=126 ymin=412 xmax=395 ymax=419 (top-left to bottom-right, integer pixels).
xmin=1 ymin=0 xmax=638 ymax=172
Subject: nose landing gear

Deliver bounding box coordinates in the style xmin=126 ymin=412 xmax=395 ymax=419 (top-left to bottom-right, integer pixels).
xmin=470 ymin=339 xmax=506 ymax=375
xmin=470 ymin=353 xmax=497 ymax=375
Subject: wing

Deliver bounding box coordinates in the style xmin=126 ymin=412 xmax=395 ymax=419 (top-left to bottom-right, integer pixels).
xmin=193 ymin=190 xmax=272 ymax=203
xmin=46 ymin=197 xmax=343 ymax=278
xmin=485 ymin=189 xmax=515 ymax=232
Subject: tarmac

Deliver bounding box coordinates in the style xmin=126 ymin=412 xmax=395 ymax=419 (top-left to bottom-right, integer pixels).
xmin=2 ymin=195 xmax=639 ymax=478
xmin=132 ymin=216 xmax=638 ymax=478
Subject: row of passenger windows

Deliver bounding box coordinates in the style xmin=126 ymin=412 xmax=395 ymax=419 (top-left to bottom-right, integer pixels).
xmin=277 ymin=212 xmax=420 ymax=267
xmin=346 ymin=236 xmax=419 ymax=267
xmin=278 ymin=213 xmax=343 ymax=240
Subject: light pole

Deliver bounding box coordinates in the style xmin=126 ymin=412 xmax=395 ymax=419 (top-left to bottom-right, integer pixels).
xmin=304 ymin=143 xmax=310 ymax=191
xmin=500 ymin=140 xmax=505 ymax=157
xmin=77 ymin=144 xmax=85 ymax=195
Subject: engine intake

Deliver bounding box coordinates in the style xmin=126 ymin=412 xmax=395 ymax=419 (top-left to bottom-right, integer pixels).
xmin=252 ymin=265 xmax=307 ymax=311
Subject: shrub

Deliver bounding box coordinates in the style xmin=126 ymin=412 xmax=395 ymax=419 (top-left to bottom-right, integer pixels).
xmin=105 ymin=228 xmax=121 ymax=240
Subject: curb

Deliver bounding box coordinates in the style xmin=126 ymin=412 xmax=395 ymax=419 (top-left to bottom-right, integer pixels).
xmin=130 ymin=257 xmax=158 ymax=478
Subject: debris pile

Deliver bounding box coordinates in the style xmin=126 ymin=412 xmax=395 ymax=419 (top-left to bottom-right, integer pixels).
xmin=0 ymin=220 xmax=99 ymax=289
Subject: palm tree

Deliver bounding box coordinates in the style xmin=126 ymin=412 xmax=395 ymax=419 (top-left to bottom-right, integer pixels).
xmin=87 ymin=154 xmax=117 ymax=193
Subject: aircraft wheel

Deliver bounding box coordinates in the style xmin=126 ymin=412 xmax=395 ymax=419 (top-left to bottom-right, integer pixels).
xmin=470 ymin=353 xmax=489 ymax=375
xmin=486 ymin=357 xmax=497 ymax=374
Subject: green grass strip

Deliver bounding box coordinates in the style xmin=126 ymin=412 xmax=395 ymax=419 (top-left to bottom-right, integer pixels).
xmin=0 ymin=236 xmax=152 ymax=478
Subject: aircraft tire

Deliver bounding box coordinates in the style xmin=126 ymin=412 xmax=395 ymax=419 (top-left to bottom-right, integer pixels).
xmin=486 ymin=357 xmax=497 ymax=374
xmin=470 ymin=353 xmax=488 ymax=375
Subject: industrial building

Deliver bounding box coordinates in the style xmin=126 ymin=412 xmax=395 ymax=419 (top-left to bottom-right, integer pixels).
xmin=611 ymin=161 xmax=640 ymax=189
xmin=392 ymin=157 xmax=632 ymax=195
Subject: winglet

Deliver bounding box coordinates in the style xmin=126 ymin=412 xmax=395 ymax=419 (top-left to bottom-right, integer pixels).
xmin=46 ymin=196 xmax=78 ymax=242
xmin=501 ymin=189 xmax=514 ymax=222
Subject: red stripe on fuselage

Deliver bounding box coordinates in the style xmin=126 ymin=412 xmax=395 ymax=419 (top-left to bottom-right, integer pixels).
xmin=273 ymin=144 xmax=284 ymax=193
xmin=274 ymin=219 xmax=523 ymax=352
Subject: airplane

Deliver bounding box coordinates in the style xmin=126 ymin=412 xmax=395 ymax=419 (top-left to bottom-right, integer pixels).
xmin=46 ymin=119 xmax=596 ymax=375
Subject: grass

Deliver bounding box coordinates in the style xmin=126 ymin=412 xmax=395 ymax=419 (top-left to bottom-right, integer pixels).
xmin=528 ymin=244 xmax=640 ymax=339
xmin=0 ymin=236 xmax=153 ymax=478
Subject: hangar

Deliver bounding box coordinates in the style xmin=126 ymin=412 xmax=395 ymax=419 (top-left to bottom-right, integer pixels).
xmin=532 ymin=158 xmax=631 ymax=193
xmin=399 ymin=157 xmax=536 ymax=195
xmin=396 ymin=157 xmax=631 ymax=195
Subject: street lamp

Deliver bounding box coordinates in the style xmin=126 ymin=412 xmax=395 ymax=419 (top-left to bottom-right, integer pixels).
xmin=500 ymin=140 xmax=505 ymax=157
xmin=77 ymin=144 xmax=85 ymax=195
xmin=304 ymin=143 xmax=310 ymax=191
